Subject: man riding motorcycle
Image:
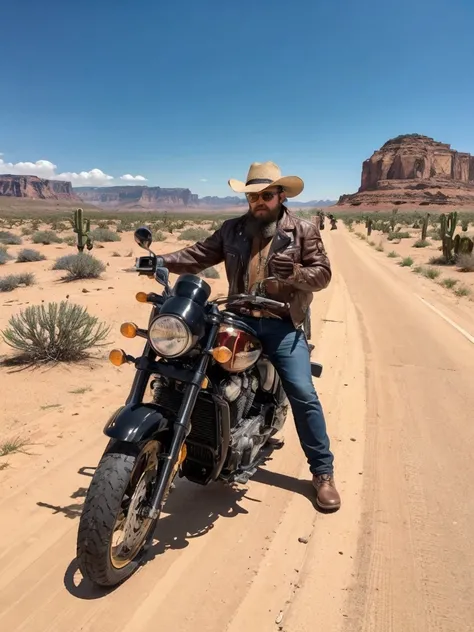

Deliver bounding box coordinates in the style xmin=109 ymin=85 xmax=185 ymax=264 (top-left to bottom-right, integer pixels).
xmin=155 ymin=161 xmax=341 ymax=510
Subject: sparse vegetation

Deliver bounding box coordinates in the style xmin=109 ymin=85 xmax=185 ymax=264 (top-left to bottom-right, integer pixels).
xmin=0 ymin=437 xmax=31 ymax=457
xmin=1 ymin=301 xmax=110 ymax=362
xmin=52 ymin=253 xmax=106 ymax=280
xmin=413 ymin=239 xmax=430 ymax=248
xmin=153 ymin=230 xmax=166 ymax=242
xmin=454 ymin=285 xmax=471 ymax=297
xmin=439 ymin=278 xmax=458 ymax=289
xmin=0 ymin=245 xmax=13 ymax=264
xmin=0 ymin=273 xmax=35 ymax=292
xmin=388 ymin=231 xmax=410 ymax=241
xmin=375 ymin=242 xmax=384 ymax=252
xmin=178 ymin=227 xmax=211 ymax=242
xmin=423 ymin=267 xmax=440 ymax=280
xmin=0 ymin=231 xmax=22 ymax=245
xmin=456 ymin=254 xmax=474 ymax=272
xmin=90 ymin=228 xmax=121 ymax=242
xmin=32 ymin=230 xmax=62 ymax=245
xmin=387 ymin=251 xmax=399 ymax=258
xmin=16 ymin=248 xmax=46 ymax=263
xmin=399 ymin=257 xmax=414 ymax=267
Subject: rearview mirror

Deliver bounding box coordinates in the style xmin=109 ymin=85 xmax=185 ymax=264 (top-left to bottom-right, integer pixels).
xmin=134 ymin=226 xmax=153 ymax=250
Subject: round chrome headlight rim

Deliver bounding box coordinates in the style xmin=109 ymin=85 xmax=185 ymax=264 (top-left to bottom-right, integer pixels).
xmin=148 ymin=314 xmax=193 ymax=358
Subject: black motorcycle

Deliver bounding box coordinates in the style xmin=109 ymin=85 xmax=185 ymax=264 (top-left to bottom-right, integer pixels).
xmin=76 ymin=227 xmax=323 ymax=587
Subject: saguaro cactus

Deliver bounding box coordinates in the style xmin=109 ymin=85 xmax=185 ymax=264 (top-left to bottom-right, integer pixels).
xmin=71 ymin=208 xmax=93 ymax=252
xmin=421 ymin=213 xmax=430 ymax=241
xmin=453 ymin=234 xmax=474 ymax=256
xmin=366 ymin=218 xmax=373 ymax=236
xmin=440 ymin=211 xmax=457 ymax=262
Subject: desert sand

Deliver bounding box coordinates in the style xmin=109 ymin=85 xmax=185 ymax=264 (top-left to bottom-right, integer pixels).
xmin=0 ymin=221 xmax=473 ymax=631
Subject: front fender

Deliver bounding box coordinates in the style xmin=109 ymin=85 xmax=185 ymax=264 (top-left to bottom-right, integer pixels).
xmin=104 ymin=403 xmax=172 ymax=443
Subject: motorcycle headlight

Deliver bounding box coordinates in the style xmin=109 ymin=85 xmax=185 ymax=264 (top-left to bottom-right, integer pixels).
xmin=148 ymin=315 xmax=193 ymax=358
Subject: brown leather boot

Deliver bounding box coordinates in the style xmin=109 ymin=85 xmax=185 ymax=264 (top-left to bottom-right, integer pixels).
xmin=312 ymin=474 xmax=341 ymax=510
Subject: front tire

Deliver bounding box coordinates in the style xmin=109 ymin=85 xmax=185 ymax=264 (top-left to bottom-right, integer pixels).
xmin=76 ymin=439 xmax=161 ymax=587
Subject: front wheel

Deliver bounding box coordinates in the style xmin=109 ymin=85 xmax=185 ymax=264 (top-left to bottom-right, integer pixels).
xmin=76 ymin=439 xmax=162 ymax=587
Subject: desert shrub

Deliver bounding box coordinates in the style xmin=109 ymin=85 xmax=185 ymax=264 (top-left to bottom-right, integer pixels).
xmin=0 ymin=231 xmax=22 ymax=245
xmin=49 ymin=221 xmax=68 ymax=232
xmin=399 ymin=257 xmax=414 ymax=267
xmin=456 ymin=254 xmax=474 ymax=272
xmin=178 ymin=227 xmax=211 ymax=242
xmin=52 ymin=253 xmax=106 ymax=280
xmin=21 ymin=227 xmax=33 ymax=236
xmin=429 ymin=255 xmax=450 ymax=266
xmin=0 ymin=246 xmax=13 ymax=265
xmin=423 ymin=267 xmax=440 ymax=279
xmin=427 ymin=229 xmax=442 ymax=241
xmin=199 ymin=266 xmax=220 ymax=279
xmin=0 ymin=273 xmax=35 ymax=292
xmin=439 ymin=277 xmax=458 ymax=289
xmin=63 ymin=235 xmax=77 ymax=246
xmin=16 ymin=248 xmax=46 ymax=263
xmin=368 ymin=239 xmax=376 ymax=247
xmin=90 ymin=228 xmax=121 ymax=242
xmin=153 ymin=230 xmax=166 ymax=242
xmin=210 ymin=220 xmax=223 ymax=231
xmin=1 ymin=301 xmax=110 ymax=362
xmin=375 ymin=242 xmax=384 ymax=252
xmin=388 ymin=231 xmax=410 ymax=241
xmin=32 ymin=230 xmax=62 ymax=245
xmin=454 ymin=285 xmax=471 ymax=297
xmin=387 ymin=251 xmax=399 ymax=258
xmin=413 ymin=239 xmax=429 ymax=248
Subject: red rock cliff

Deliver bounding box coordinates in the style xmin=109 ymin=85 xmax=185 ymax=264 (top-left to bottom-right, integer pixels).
xmin=338 ymin=134 xmax=474 ymax=207
xmin=76 ymin=186 xmax=199 ymax=209
xmin=0 ymin=174 xmax=79 ymax=200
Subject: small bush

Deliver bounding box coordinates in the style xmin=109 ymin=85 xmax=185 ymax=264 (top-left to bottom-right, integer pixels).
xmin=368 ymin=239 xmax=376 ymax=247
xmin=64 ymin=235 xmax=77 ymax=246
xmin=0 ymin=231 xmax=22 ymax=245
xmin=439 ymin=278 xmax=458 ymax=289
xmin=423 ymin=267 xmax=440 ymax=279
xmin=427 ymin=229 xmax=442 ymax=241
xmin=0 ymin=246 xmax=13 ymax=265
xmin=178 ymin=227 xmax=211 ymax=242
xmin=375 ymin=242 xmax=384 ymax=252
xmin=32 ymin=230 xmax=62 ymax=245
xmin=399 ymin=257 xmax=414 ymax=267
xmin=1 ymin=301 xmax=110 ymax=362
xmin=200 ymin=266 xmax=220 ymax=279
xmin=387 ymin=251 xmax=399 ymax=258
xmin=153 ymin=230 xmax=166 ymax=242
xmin=90 ymin=228 xmax=121 ymax=242
xmin=52 ymin=253 xmax=106 ymax=280
xmin=21 ymin=227 xmax=33 ymax=236
xmin=16 ymin=248 xmax=46 ymax=263
xmin=388 ymin=231 xmax=410 ymax=241
xmin=454 ymin=285 xmax=471 ymax=297
xmin=413 ymin=265 xmax=424 ymax=274
xmin=456 ymin=254 xmax=474 ymax=272
xmin=413 ymin=239 xmax=430 ymax=248
xmin=0 ymin=273 xmax=35 ymax=292
xmin=429 ymin=255 xmax=451 ymax=266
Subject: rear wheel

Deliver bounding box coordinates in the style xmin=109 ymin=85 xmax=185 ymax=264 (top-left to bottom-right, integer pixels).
xmin=77 ymin=439 xmax=163 ymax=587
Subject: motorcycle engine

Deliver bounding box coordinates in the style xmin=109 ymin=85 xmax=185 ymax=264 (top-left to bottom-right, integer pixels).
xmin=220 ymin=373 xmax=258 ymax=427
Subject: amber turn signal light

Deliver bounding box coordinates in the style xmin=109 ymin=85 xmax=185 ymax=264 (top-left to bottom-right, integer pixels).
xmin=201 ymin=376 xmax=209 ymax=389
xmin=109 ymin=349 xmax=128 ymax=366
xmin=211 ymin=346 xmax=233 ymax=363
xmin=135 ymin=292 xmax=148 ymax=303
xmin=120 ymin=322 xmax=138 ymax=338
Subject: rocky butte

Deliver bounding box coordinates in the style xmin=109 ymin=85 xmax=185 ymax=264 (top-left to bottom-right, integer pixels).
xmin=337 ymin=134 xmax=474 ymax=208
xmin=0 ymin=174 xmax=79 ymax=200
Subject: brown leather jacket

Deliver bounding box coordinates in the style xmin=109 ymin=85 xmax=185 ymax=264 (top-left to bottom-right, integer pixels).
xmin=161 ymin=207 xmax=331 ymax=328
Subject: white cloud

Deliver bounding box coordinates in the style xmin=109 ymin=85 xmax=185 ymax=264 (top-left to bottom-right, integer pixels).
xmin=200 ymin=178 xmax=208 ymax=182
xmin=0 ymin=153 xmax=145 ymax=187
xmin=120 ymin=174 xmax=148 ymax=182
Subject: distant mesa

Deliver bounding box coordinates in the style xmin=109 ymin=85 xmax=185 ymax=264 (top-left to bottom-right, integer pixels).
xmin=0 ymin=173 xmax=335 ymax=211
xmin=337 ymin=134 xmax=474 ymax=208
xmin=0 ymin=174 xmax=80 ymax=200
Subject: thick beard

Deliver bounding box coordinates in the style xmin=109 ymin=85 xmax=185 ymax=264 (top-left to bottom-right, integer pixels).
xmin=244 ymin=207 xmax=281 ymax=239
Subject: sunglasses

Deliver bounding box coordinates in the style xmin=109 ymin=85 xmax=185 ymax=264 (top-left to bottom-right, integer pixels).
xmin=246 ymin=190 xmax=281 ymax=203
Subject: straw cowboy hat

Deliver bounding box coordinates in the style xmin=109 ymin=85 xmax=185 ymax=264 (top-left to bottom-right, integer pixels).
xmin=228 ymin=161 xmax=304 ymax=198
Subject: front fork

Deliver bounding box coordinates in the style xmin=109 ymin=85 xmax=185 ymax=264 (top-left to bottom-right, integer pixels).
xmin=143 ymin=317 xmax=220 ymax=520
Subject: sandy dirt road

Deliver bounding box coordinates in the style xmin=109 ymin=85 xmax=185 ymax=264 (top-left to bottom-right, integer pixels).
xmin=0 ymin=225 xmax=473 ymax=631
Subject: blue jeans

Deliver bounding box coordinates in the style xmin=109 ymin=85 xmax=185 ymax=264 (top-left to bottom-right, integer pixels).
xmin=240 ymin=316 xmax=334 ymax=476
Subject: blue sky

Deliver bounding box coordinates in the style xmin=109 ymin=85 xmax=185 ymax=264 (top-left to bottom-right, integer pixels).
xmin=1 ymin=0 xmax=473 ymax=201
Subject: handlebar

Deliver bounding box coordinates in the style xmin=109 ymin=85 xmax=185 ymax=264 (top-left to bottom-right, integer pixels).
xmin=215 ymin=293 xmax=287 ymax=309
